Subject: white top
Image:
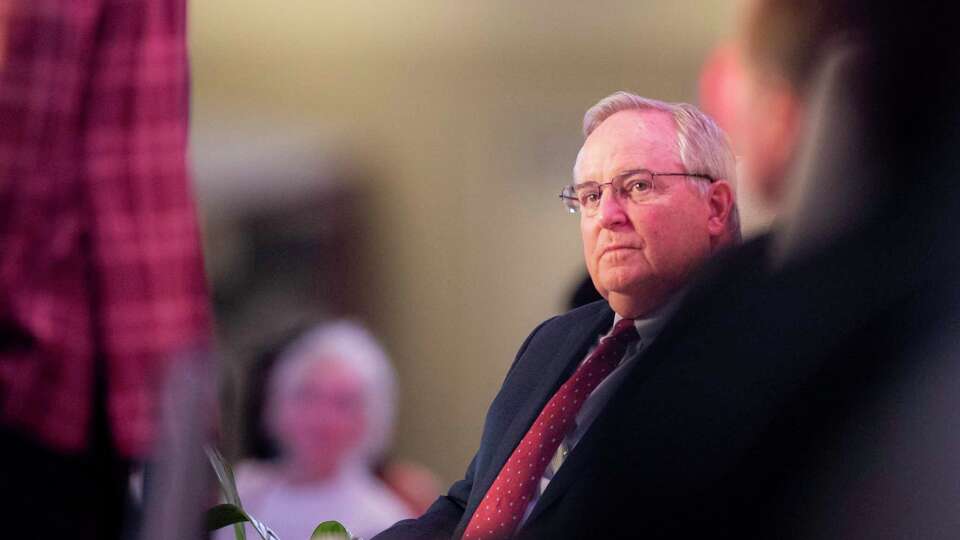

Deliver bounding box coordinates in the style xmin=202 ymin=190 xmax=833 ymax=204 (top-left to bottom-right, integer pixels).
xmin=218 ymin=461 xmax=412 ymax=540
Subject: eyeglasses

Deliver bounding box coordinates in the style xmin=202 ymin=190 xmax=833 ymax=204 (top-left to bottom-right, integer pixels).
xmin=558 ymin=169 xmax=715 ymax=215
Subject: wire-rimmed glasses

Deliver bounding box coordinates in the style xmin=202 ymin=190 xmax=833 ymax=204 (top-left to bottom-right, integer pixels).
xmin=559 ymin=169 xmax=715 ymax=215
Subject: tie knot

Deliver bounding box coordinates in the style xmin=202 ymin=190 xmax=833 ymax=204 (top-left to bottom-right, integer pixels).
xmin=608 ymin=318 xmax=639 ymax=343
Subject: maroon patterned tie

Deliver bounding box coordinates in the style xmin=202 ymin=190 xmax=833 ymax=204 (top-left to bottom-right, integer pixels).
xmin=463 ymin=318 xmax=640 ymax=539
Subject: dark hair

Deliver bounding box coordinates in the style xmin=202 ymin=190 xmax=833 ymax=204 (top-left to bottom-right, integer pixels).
xmin=744 ymin=1 xmax=849 ymax=92
xmin=747 ymin=1 xmax=959 ymax=168
xmin=746 ymin=2 xmax=958 ymax=87
xmin=747 ymin=0 xmax=960 ymax=238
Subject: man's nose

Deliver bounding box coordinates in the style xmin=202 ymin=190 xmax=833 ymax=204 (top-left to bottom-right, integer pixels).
xmin=597 ymin=188 xmax=629 ymax=228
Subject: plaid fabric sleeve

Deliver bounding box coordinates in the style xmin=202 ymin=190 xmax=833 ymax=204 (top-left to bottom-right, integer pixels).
xmin=0 ymin=0 xmax=99 ymax=455
xmin=0 ymin=0 xmax=211 ymax=458
xmin=84 ymin=0 xmax=212 ymax=457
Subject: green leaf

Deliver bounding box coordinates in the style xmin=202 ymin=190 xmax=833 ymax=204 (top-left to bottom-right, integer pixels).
xmin=311 ymin=520 xmax=352 ymax=540
xmin=205 ymin=446 xmax=280 ymax=539
xmin=205 ymin=447 xmax=248 ymax=540
xmin=205 ymin=445 xmax=243 ymax=507
xmin=206 ymin=503 xmax=250 ymax=531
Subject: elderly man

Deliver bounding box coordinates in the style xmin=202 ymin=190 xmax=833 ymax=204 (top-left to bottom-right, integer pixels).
xmin=375 ymin=93 xmax=738 ymax=540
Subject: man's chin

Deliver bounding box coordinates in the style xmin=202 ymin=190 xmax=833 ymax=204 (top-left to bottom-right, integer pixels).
xmin=597 ymin=273 xmax=647 ymax=295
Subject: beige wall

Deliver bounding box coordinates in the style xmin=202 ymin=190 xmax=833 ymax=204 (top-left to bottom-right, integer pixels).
xmin=190 ymin=1 xmax=751 ymax=484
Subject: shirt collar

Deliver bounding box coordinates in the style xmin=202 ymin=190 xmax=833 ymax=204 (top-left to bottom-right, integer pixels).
xmin=610 ymin=288 xmax=686 ymax=343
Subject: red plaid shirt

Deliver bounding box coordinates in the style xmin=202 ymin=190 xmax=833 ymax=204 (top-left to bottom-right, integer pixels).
xmin=0 ymin=0 xmax=211 ymax=458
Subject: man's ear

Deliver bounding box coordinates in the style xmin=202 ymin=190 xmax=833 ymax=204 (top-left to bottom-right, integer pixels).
xmin=706 ymin=180 xmax=735 ymax=237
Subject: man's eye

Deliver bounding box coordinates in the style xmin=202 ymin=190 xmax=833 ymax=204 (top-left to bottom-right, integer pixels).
xmin=580 ymin=191 xmax=600 ymax=204
xmin=626 ymin=180 xmax=652 ymax=193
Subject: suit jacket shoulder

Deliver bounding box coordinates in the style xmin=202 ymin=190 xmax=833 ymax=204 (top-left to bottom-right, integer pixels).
xmin=373 ymin=302 xmax=614 ymax=540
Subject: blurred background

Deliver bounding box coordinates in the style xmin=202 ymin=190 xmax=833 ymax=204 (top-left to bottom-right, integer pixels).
xmin=188 ymin=0 xmax=767 ymax=486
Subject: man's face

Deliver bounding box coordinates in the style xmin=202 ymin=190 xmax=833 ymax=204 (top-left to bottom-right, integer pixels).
xmin=732 ymin=51 xmax=795 ymax=208
xmin=575 ymin=109 xmax=717 ymax=316
xmin=729 ymin=0 xmax=805 ymax=212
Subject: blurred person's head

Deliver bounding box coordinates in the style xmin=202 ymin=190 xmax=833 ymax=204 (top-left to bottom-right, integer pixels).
xmin=564 ymin=92 xmax=739 ymax=318
xmin=733 ymin=0 xmax=960 ymax=212
xmin=729 ymin=0 xmax=836 ymax=210
xmin=265 ymin=321 xmax=396 ymax=480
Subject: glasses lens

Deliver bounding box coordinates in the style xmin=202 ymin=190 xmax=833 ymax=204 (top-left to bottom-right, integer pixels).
xmin=576 ymin=185 xmax=601 ymax=211
xmin=560 ymin=186 xmax=580 ymax=213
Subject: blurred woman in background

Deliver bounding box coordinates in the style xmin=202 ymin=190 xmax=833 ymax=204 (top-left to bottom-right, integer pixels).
xmin=226 ymin=321 xmax=411 ymax=540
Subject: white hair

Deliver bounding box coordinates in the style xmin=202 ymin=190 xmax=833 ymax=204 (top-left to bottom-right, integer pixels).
xmin=267 ymin=320 xmax=397 ymax=465
xmin=582 ymin=91 xmax=741 ymax=240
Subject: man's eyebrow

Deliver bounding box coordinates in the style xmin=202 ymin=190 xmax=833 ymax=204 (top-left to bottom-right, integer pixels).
xmin=614 ymin=168 xmax=652 ymax=180
xmin=576 ymin=168 xmax=652 ymax=186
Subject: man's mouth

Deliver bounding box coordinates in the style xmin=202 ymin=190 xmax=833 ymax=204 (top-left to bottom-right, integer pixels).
xmin=601 ymin=244 xmax=641 ymax=256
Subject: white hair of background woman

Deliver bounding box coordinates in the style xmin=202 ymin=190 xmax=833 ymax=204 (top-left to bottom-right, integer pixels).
xmin=581 ymin=91 xmax=741 ymax=240
xmin=266 ymin=320 xmax=398 ymax=467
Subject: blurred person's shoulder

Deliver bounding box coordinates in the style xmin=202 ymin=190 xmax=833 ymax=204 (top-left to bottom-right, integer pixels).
xmin=359 ymin=473 xmax=413 ymax=520
xmin=233 ymin=459 xmax=283 ymax=497
xmin=345 ymin=468 xmax=415 ymax=539
xmin=684 ymin=233 xmax=772 ymax=305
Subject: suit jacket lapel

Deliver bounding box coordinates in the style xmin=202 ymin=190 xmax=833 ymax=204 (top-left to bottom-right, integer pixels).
xmin=460 ymin=305 xmax=614 ymax=532
xmin=520 ymin=345 xmax=653 ymax=525
xmin=522 ymin=293 xmax=705 ymax=525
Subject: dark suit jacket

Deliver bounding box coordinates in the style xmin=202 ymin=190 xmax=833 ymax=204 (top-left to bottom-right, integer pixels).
xmin=372 ymin=293 xmax=620 ymax=540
